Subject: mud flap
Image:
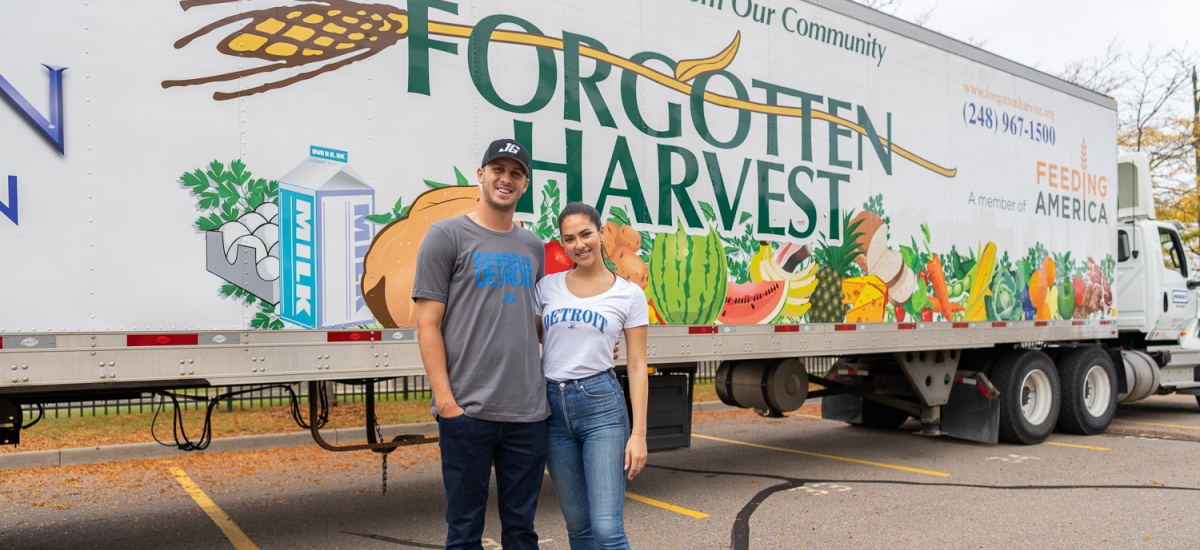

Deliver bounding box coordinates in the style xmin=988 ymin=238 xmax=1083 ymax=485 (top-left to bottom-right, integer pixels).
xmin=821 ymin=375 xmax=863 ymax=424
xmin=0 ymin=398 xmax=20 ymax=446
xmin=941 ymin=380 xmax=1000 ymax=444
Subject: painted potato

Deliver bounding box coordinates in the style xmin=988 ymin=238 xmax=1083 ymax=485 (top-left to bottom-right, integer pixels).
xmin=362 ymin=186 xmax=480 ymax=328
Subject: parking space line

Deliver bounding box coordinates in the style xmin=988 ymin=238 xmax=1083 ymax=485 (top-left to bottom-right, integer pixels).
xmin=1043 ymin=441 xmax=1109 ymax=451
xmin=692 ymin=433 xmax=951 ymax=477
xmin=169 ymin=467 xmax=260 ymax=550
xmin=1113 ymin=419 xmax=1200 ymax=431
xmin=794 ymin=414 xmax=823 ymax=420
xmin=625 ymin=491 xmax=710 ymax=518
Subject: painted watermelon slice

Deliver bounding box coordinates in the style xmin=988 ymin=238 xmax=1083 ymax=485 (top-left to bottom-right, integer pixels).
xmin=717 ymin=281 xmax=787 ymax=325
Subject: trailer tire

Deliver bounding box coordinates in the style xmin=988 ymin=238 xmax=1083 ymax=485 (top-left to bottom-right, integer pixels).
xmin=856 ymin=398 xmax=912 ymax=429
xmin=1056 ymin=348 xmax=1117 ymax=435
xmin=992 ymin=350 xmax=1060 ymax=445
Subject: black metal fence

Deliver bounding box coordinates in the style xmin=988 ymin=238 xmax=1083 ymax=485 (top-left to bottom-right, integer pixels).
xmin=20 ymin=357 xmax=842 ymax=421
xmin=20 ymin=376 xmax=433 ymax=421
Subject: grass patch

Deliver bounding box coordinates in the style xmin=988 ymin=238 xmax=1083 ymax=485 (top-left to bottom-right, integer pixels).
xmin=694 ymin=382 xmax=716 ymax=403
xmin=7 ymin=382 xmax=729 ymax=454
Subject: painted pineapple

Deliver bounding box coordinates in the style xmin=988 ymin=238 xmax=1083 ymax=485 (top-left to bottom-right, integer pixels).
xmin=809 ymin=212 xmax=865 ymax=323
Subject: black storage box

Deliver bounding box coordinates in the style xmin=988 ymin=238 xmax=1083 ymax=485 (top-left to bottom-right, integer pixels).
xmin=618 ymin=364 xmax=695 ymax=451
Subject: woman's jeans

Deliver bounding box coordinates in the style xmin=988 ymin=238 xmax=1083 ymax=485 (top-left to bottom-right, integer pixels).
xmin=546 ymin=370 xmax=632 ymax=550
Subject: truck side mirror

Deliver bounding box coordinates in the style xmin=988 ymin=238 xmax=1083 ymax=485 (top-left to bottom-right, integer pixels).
xmin=1118 ymin=232 xmax=1130 ymax=262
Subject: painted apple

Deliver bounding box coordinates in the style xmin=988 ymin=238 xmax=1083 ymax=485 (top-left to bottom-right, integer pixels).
xmin=545 ymin=241 xmax=574 ymax=274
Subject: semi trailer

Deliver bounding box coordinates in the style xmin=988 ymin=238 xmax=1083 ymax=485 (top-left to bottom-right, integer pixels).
xmin=2 ymin=0 xmax=1198 ymax=453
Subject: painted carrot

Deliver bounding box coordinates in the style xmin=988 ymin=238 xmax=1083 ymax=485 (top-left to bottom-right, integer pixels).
xmin=926 ymin=255 xmax=965 ymax=319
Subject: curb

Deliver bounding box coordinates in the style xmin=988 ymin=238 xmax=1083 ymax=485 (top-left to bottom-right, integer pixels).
xmin=1 ymin=401 xmax=744 ymax=471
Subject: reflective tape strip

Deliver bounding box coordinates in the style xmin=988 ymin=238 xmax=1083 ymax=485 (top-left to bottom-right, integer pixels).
xmin=127 ymin=334 xmax=199 ymax=346
xmin=327 ymin=331 xmax=381 ymax=342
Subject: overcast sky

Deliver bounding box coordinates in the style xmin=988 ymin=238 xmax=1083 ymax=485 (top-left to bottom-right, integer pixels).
xmin=883 ymin=0 xmax=1197 ymax=75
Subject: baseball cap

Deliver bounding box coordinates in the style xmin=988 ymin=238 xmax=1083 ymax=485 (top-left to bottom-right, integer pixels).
xmin=480 ymin=138 xmax=531 ymax=176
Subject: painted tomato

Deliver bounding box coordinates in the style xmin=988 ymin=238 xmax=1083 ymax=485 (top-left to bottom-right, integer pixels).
xmin=544 ymin=241 xmax=574 ymax=274
xmin=1072 ymin=276 xmax=1085 ymax=308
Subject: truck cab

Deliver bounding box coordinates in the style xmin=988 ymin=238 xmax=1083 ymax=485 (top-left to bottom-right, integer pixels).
xmin=1116 ymin=153 xmax=1200 ymax=391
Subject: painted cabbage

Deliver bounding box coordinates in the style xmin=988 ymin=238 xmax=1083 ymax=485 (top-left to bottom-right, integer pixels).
xmin=986 ymin=270 xmax=1023 ymax=321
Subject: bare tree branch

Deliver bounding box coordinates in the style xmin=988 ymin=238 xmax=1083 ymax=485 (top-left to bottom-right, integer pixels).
xmin=913 ymin=2 xmax=937 ymax=26
xmin=856 ymin=0 xmax=903 ymax=13
xmin=964 ymin=36 xmax=988 ymax=48
xmin=1055 ymin=38 xmax=1129 ymax=96
xmin=1058 ymin=42 xmax=1199 ymax=193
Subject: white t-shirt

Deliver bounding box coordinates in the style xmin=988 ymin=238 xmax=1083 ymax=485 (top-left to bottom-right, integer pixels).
xmin=535 ymin=272 xmax=650 ymax=381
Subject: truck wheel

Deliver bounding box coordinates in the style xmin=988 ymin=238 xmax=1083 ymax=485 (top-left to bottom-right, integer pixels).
xmin=858 ymin=398 xmax=911 ymax=429
xmin=992 ymin=350 xmax=1060 ymax=445
xmin=1056 ymin=348 xmax=1117 ymax=435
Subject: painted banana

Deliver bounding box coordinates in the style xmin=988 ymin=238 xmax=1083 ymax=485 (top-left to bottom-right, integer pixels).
xmin=749 ymin=243 xmax=774 ymax=283
xmin=749 ymin=243 xmax=818 ymax=317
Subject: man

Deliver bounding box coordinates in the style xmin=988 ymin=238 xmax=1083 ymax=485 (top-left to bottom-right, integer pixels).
xmin=412 ymin=138 xmax=548 ymax=550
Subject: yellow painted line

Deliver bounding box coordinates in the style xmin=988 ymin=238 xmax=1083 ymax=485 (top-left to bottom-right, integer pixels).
xmin=556 ymin=468 xmax=708 ymax=518
xmin=693 ymin=433 xmax=951 ymax=477
xmin=794 ymin=414 xmax=823 ymax=420
xmin=1113 ymin=419 xmax=1200 ymax=431
xmin=625 ymin=491 xmax=710 ymax=518
xmin=1043 ymin=441 xmax=1109 ymax=451
xmin=170 ymin=467 xmax=260 ymax=550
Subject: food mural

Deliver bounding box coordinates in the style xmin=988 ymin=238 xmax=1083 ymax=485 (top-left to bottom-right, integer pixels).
xmin=0 ymin=0 xmax=1116 ymax=332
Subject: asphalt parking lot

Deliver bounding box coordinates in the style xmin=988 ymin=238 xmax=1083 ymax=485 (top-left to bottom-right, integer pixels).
xmin=3 ymin=395 xmax=1200 ymax=549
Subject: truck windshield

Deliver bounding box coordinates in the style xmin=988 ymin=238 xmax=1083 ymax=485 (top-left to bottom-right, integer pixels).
xmin=1159 ymin=228 xmax=1187 ymax=277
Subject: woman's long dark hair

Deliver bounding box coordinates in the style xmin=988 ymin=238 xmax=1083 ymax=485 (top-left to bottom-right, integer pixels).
xmin=557 ymin=202 xmax=615 ymax=274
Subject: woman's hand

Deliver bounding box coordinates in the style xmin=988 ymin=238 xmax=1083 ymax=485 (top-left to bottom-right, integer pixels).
xmin=624 ymin=434 xmax=648 ymax=480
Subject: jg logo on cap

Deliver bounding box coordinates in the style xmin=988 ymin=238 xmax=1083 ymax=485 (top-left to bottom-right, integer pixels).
xmin=481 ymin=138 xmax=531 ymax=175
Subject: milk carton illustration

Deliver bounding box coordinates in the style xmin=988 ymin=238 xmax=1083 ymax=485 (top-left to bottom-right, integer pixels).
xmin=279 ymin=146 xmax=376 ymax=329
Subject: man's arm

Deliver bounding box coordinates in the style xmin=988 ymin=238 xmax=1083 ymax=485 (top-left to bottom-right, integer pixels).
xmin=415 ymin=298 xmax=463 ymax=418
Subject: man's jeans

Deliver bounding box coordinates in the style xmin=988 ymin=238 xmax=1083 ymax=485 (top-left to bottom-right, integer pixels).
xmin=545 ymin=370 xmax=632 ymax=550
xmin=437 ymin=414 xmax=548 ymax=550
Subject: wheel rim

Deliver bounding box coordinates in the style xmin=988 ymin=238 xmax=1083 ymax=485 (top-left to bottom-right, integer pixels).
xmin=1020 ymin=369 xmax=1053 ymax=425
xmin=1082 ymin=364 xmax=1112 ymax=418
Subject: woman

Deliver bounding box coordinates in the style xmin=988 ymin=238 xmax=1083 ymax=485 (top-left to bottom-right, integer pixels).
xmin=536 ymin=202 xmax=649 ymax=550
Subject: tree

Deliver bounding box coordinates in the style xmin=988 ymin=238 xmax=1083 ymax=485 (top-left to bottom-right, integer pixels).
xmin=1057 ymin=43 xmax=1200 ymax=261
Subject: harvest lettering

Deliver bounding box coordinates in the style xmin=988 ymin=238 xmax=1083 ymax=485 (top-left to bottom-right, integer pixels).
xmin=407 ymin=0 xmax=900 ymax=240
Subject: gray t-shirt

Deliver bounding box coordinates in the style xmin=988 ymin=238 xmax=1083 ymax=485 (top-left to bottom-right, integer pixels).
xmin=411 ymin=215 xmax=548 ymax=422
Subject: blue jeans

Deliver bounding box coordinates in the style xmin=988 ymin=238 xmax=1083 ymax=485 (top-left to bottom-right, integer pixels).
xmin=436 ymin=414 xmax=548 ymax=550
xmin=546 ymin=370 xmax=632 ymax=550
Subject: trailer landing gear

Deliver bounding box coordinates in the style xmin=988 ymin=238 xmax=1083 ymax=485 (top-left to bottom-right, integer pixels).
xmin=305 ymin=381 xmax=438 ymax=496
xmin=817 ymin=354 xmax=1002 ymax=444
